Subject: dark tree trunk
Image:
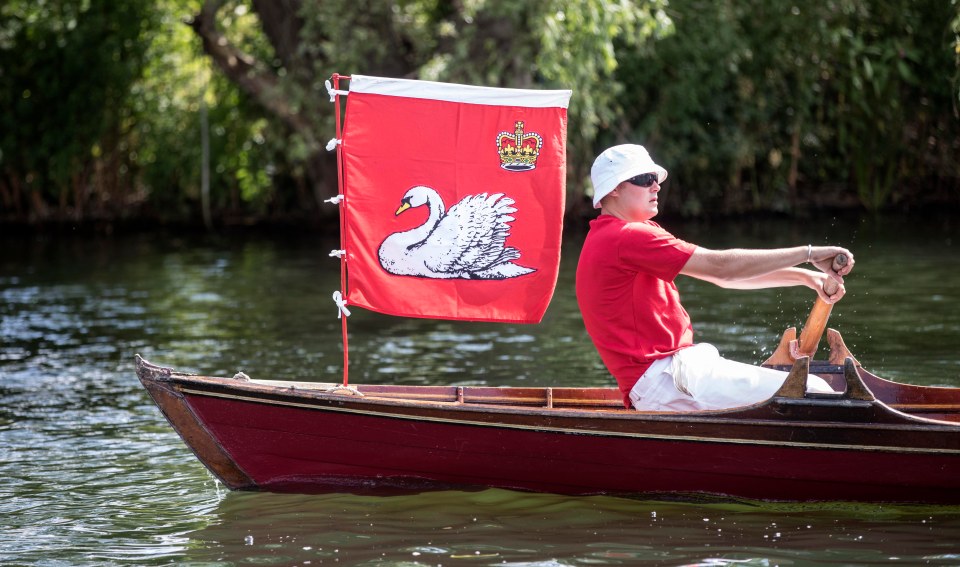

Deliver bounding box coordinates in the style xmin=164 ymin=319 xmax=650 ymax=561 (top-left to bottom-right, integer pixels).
xmin=189 ymin=1 xmax=337 ymax=215
xmin=250 ymin=0 xmax=303 ymax=70
xmin=189 ymin=2 xmax=320 ymax=151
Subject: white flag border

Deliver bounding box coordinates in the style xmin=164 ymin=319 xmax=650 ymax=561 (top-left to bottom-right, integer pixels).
xmin=349 ymin=74 xmax=571 ymax=109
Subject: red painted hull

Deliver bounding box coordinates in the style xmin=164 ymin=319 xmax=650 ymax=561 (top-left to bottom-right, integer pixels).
xmin=136 ymin=355 xmax=960 ymax=503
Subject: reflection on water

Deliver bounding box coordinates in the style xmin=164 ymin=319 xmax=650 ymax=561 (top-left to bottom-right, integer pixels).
xmin=2 ymin=215 xmax=959 ymax=565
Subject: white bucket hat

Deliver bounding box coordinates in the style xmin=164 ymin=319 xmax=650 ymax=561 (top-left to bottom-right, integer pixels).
xmin=590 ymin=144 xmax=668 ymax=208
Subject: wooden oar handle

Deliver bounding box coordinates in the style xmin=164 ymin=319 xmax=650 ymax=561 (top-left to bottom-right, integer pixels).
xmin=797 ymin=253 xmax=848 ymax=358
xmin=821 ymin=253 xmax=848 ymax=295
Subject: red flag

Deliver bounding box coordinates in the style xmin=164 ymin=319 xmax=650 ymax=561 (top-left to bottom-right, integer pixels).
xmin=341 ymin=75 xmax=571 ymax=323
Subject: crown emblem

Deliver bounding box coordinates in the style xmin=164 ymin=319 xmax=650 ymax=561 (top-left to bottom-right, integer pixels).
xmin=497 ymin=121 xmax=543 ymax=172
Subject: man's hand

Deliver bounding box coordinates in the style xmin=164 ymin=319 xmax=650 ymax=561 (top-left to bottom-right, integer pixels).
xmin=809 ymin=246 xmax=854 ymax=284
xmin=808 ymin=271 xmax=846 ymax=304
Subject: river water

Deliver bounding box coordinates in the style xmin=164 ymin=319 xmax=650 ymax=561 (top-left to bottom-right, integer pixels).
xmin=2 ymin=214 xmax=959 ymax=566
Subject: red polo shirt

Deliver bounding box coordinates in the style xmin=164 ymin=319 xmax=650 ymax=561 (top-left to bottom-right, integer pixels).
xmin=576 ymin=215 xmax=697 ymax=406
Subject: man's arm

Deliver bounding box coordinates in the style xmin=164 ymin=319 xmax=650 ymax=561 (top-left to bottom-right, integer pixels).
xmin=690 ymin=266 xmax=846 ymax=303
xmin=679 ymin=246 xmax=854 ymax=300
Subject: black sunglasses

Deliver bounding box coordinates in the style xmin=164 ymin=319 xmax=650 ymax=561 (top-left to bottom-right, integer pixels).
xmin=626 ymin=172 xmax=660 ymax=188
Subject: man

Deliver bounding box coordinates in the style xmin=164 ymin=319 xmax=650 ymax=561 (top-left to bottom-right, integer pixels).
xmin=576 ymin=144 xmax=855 ymax=411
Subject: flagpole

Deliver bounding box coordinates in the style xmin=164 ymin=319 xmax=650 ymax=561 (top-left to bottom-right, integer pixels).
xmin=332 ymin=73 xmax=350 ymax=387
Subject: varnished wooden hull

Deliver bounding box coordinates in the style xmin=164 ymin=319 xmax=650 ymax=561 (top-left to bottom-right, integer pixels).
xmin=136 ymin=354 xmax=960 ymax=503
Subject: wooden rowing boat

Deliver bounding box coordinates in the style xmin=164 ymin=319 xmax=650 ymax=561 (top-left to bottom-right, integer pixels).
xmin=136 ymin=329 xmax=960 ymax=503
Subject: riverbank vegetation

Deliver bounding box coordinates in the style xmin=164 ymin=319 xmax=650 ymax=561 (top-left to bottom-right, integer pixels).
xmin=1 ymin=0 xmax=958 ymax=229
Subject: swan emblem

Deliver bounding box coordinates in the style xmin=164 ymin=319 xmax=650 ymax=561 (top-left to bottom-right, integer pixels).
xmin=377 ymin=185 xmax=535 ymax=280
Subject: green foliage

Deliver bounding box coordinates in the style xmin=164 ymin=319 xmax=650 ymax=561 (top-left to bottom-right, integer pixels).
xmin=0 ymin=0 xmax=285 ymax=222
xmin=954 ymin=1 xmax=960 ymax=105
xmin=132 ymin=2 xmax=279 ymax=220
xmin=614 ymin=0 xmax=960 ymax=215
xmin=0 ymin=0 xmax=157 ymax=217
xmin=2 ymin=0 xmax=958 ymax=225
xmin=537 ymin=0 xmax=672 ymax=199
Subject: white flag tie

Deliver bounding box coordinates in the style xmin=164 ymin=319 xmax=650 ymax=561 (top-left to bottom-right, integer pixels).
xmin=332 ymin=291 xmax=351 ymax=318
xmin=325 ymin=79 xmax=349 ymax=102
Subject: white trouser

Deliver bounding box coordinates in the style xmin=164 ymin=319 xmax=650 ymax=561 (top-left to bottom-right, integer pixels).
xmin=629 ymin=343 xmax=834 ymax=412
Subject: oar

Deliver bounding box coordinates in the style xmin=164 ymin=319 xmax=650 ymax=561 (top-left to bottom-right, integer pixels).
xmin=796 ymin=254 xmax=848 ymax=359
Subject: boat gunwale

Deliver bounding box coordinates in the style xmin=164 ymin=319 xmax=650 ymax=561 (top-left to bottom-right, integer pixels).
xmin=135 ymin=356 xmax=960 ymax=421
